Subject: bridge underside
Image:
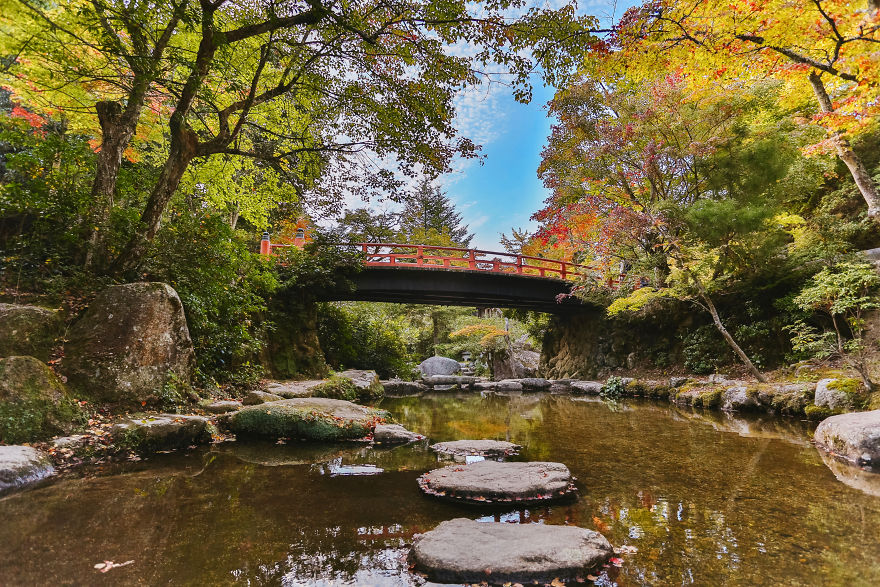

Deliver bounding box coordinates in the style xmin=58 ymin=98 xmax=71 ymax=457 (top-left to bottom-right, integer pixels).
xmin=321 ymin=267 xmax=588 ymax=313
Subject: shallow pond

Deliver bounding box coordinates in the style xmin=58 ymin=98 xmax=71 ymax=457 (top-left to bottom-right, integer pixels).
xmin=2 ymin=393 xmax=880 ymax=586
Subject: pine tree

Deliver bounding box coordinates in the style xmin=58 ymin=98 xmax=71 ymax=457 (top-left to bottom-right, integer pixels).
xmin=399 ymin=178 xmax=473 ymax=247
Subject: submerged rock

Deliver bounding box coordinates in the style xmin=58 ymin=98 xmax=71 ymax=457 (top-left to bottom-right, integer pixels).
xmin=418 ymin=356 xmax=461 ymax=377
xmin=814 ymin=410 xmax=880 ymax=467
xmin=372 ymin=424 xmax=424 ymax=444
xmin=430 ymin=439 xmax=521 ymax=458
xmin=112 ymin=414 xmax=213 ymax=454
xmin=242 ymin=390 xmax=283 ymax=405
xmin=0 ymin=303 xmax=61 ymax=361
xmin=0 ymin=445 xmax=55 ymax=494
xmin=61 ymin=282 xmax=195 ymax=407
xmin=423 ymin=375 xmax=477 ymax=387
xmin=228 ymin=398 xmax=389 ymax=441
xmin=0 ymin=356 xmax=86 ymax=443
xmin=411 ymin=518 xmax=612 ymax=584
xmin=418 ymin=460 xmax=576 ymax=505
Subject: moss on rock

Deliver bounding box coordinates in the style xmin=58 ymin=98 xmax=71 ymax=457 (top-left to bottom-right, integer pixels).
xmin=0 ymin=356 xmax=86 ymax=444
xmin=0 ymin=304 xmax=61 ymax=361
xmin=229 ymin=398 xmax=389 ymax=441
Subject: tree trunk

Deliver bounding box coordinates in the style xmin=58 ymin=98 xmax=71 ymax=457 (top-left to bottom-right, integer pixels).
xmin=83 ymin=98 xmax=146 ymax=268
xmin=108 ymin=126 xmax=199 ymax=275
xmin=699 ymin=290 xmax=767 ymax=382
xmin=808 ymin=72 xmax=880 ymax=218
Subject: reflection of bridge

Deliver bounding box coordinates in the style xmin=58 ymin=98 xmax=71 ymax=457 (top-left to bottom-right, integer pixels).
xmin=263 ymin=238 xmax=618 ymax=312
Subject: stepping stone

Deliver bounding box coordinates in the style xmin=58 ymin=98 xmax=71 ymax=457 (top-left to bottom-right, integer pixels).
xmin=417 ymin=460 xmax=577 ymax=505
xmin=430 ymin=439 xmax=520 ymax=459
xmin=373 ymin=424 xmax=424 ymax=445
xmin=411 ymin=518 xmax=612 ymax=584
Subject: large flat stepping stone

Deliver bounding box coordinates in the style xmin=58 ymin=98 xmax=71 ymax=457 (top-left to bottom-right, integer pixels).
xmin=430 ymin=439 xmax=521 ymax=458
xmin=815 ymin=409 xmax=880 ymax=468
xmin=411 ymin=518 xmax=612 ymax=584
xmin=0 ymin=445 xmax=55 ymax=494
xmin=228 ymin=398 xmax=389 ymax=441
xmin=418 ymin=460 xmax=576 ymax=504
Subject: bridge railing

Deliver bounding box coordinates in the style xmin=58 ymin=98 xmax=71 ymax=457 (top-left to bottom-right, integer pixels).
xmin=261 ymin=236 xmax=621 ymax=285
xmin=351 ymin=242 xmax=598 ymax=281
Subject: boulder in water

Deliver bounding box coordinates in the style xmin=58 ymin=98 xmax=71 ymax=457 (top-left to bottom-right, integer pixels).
xmin=570 ymin=380 xmax=603 ymax=395
xmin=381 ymin=379 xmax=430 ymax=396
xmin=228 ymin=398 xmax=389 ymax=441
xmin=373 ymin=424 xmax=424 ymax=444
xmin=418 ymin=460 xmax=577 ymax=504
xmin=410 ymin=518 xmax=612 ymax=584
xmin=112 ymin=414 xmax=213 ymax=454
xmin=814 ymin=409 xmax=880 ymax=467
xmin=0 ymin=445 xmax=55 ymax=494
xmin=418 ymin=356 xmax=461 ymax=377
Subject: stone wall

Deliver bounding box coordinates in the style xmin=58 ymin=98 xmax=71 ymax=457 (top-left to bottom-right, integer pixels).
xmin=541 ymin=301 xmax=699 ymax=380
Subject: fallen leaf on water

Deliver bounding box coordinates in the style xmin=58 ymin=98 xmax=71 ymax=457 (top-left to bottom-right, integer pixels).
xmin=550 ymin=578 xmax=565 ymax=586
xmin=615 ymin=545 xmax=638 ymax=555
xmin=610 ymin=557 xmax=624 ymax=567
xmin=94 ymin=560 xmax=134 ymax=573
xmin=586 ymin=575 xmax=598 ymax=581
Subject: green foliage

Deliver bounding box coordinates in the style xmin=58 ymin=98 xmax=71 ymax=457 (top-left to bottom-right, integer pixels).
xmin=601 ymin=376 xmax=627 ymax=400
xmin=0 ymin=396 xmax=85 ymax=444
xmin=681 ymin=325 xmax=732 ymax=374
xmin=788 ymin=261 xmax=880 ymax=387
xmin=316 ymin=303 xmax=412 ymax=379
xmin=145 ymin=212 xmax=278 ymax=387
xmin=398 ymin=178 xmax=474 ymax=247
xmin=607 ymin=288 xmax=675 ymax=316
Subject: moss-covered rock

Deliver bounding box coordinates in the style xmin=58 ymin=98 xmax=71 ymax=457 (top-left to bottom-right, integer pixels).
xmin=0 ymin=356 xmax=86 ymax=443
xmin=695 ymin=388 xmax=723 ymax=409
xmin=228 ymin=398 xmax=389 ymax=441
xmin=61 ymin=282 xmax=195 ymax=408
xmin=805 ymin=405 xmax=839 ymax=421
xmin=0 ymin=304 xmax=61 ymax=361
xmin=312 ymin=370 xmax=384 ymax=404
xmin=112 ymin=414 xmax=214 ymax=455
xmin=815 ymin=378 xmax=867 ymax=411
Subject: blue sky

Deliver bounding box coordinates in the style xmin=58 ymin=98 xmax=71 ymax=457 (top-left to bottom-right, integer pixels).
xmin=437 ymin=0 xmax=638 ymax=251
xmin=338 ymin=1 xmax=636 ymax=252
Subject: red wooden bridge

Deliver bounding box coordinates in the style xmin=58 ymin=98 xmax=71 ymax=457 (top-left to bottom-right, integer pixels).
xmin=261 ymin=237 xmax=615 ymax=284
xmin=262 ymin=236 xmax=620 ymax=311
